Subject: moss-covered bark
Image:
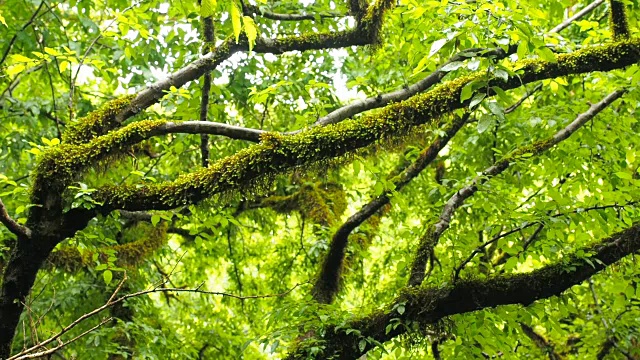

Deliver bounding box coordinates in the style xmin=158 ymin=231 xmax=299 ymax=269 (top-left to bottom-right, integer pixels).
xmin=95 ymin=39 xmax=639 ymax=212
xmin=46 ymin=223 xmax=168 ymax=272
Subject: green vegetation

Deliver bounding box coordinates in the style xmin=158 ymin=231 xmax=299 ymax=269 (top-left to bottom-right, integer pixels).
xmin=0 ymin=0 xmax=639 ymax=359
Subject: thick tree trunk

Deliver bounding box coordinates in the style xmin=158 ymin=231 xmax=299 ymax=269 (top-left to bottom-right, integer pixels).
xmin=0 ymin=236 xmax=55 ymax=359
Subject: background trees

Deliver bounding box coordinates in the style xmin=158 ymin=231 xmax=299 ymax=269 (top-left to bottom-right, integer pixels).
xmin=0 ymin=0 xmax=638 ymax=358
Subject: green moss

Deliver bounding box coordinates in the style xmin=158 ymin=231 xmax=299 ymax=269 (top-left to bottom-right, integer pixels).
xmin=609 ymin=0 xmax=630 ymax=41
xmin=46 ymin=222 xmax=168 ymax=272
xmin=32 ymin=120 xmax=168 ymax=204
xmin=260 ymin=182 xmax=347 ymax=226
xmin=62 ymin=95 xmax=136 ymax=145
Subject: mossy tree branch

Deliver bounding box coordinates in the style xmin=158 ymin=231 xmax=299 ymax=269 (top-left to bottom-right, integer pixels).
xmin=407 ymin=89 xmax=626 ymax=287
xmin=608 ymin=0 xmax=630 ymax=40
xmin=311 ymin=114 xmax=470 ymax=304
xmin=93 ymin=40 xmax=639 ymax=212
xmin=285 ymin=223 xmax=640 ymax=359
xmin=59 ymin=0 xmax=396 ymax=146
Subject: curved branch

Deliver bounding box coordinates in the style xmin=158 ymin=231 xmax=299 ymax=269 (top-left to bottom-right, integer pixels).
xmin=313 ymin=47 xmax=514 ymax=128
xmin=549 ymin=0 xmax=605 ymax=34
xmin=0 ymin=198 xmax=31 ymax=239
xmin=112 ymin=0 xmax=395 ymax=126
xmin=407 ymin=89 xmax=626 ymax=286
xmin=93 ymin=40 xmax=639 ymax=212
xmin=286 ymin=223 xmax=640 ymax=359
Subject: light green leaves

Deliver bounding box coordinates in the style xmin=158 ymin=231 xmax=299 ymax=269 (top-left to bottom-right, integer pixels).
xmin=230 ymin=2 xmax=242 ymax=42
xmin=243 ymin=16 xmax=257 ymax=51
xmin=200 ymin=0 xmax=216 ymax=17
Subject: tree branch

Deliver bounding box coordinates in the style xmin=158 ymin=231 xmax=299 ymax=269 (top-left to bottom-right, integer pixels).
xmin=111 ymin=0 xmax=395 ymax=126
xmin=311 ymin=113 xmax=470 ymax=304
xmin=92 ymin=39 xmax=639 ymax=212
xmin=0 ymin=198 xmax=31 ymax=239
xmin=549 ymin=0 xmax=605 ymax=34
xmin=407 ymin=89 xmax=626 ymax=286
xmin=199 ymin=10 xmax=215 ymax=168
xmin=286 ymin=223 xmax=640 ymax=359
xmin=608 ymin=0 xmax=630 ymax=40
xmin=312 ymin=47 xmax=514 ymax=127
xmin=519 ymin=323 xmax=562 ymax=360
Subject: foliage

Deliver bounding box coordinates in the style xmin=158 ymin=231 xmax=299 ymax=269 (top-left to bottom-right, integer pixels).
xmin=0 ymin=0 xmax=639 ymax=359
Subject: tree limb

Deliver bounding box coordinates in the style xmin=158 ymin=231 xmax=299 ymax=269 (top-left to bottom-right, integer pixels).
xmin=0 ymin=198 xmax=31 ymax=239
xmin=286 ymin=223 xmax=640 ymax=359
xmin=407 ymin=89 xmax=626 ymax=286
xmin=549 ymin=0 xmax=605 ymax=34
xmin=311 ymin=114 xmax=470 ymax=304
xmin=92 ymin=39 xmax=639 ymax=212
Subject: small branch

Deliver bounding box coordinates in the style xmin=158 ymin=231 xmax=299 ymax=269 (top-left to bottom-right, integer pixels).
xmin=0 ymin=1 xmax=46 ymax=68
xmin=0 ymin=198 xmax=31 ymax=238
xmin=11 ymin=317 xmax=113 ymax=360
xmin=243 ymin=3 xmax=344 ymax=21
xmin=199 ymin=9 xmax=215 ymax=168
xmin=312 ymin=47 xmax=513 ymax=128
xmin=549 ymin=0 xmax=605 ymax=34
xmin=158 ymin=121 xmax=266 ymax=142
xmin=408 ymin=89 xmax=626 ymax=287
xmin=504 ymin=83 xmax=543 ymax=114
xmin=519 ymin=323 xmax=562 ymax=360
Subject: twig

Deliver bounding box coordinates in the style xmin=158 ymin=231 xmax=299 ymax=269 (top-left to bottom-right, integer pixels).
xmin=12 ymin=317 xmax=113 ymax=360
xmin=0 ymin=197 xmax=31 ymax=238
xmin=549 ymin=0 xmax=605 ymax=33
xmin=0 ymin=1 xmax=46 ymax=68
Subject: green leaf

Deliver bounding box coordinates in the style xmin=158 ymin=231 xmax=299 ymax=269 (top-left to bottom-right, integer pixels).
xmin=200 ymin=0 xmax=216 ymax=17
xmin=230 ymin=3 xmax=242 ymax=42
xmin=358 ymin=339 xmax=366 ymax=352
xmin=429 ymin=38 xmax=447 ymax=58
xmin=441 ymin=61 xmax=464 ymax=72
xmin=536 ymin=47 xmax=557 ymax=63
xmin=469 ymin=93 xmax=486 ymax=109
xmin=151 ymin=214 xmax=161 ymax=226
xmin=243 ymin=16 xmax=257 ymax=52
xmin=460 ymin=82 xmax=475 ymax=102
xmin=103 ymin=270 xmax=113 ymax=285
xmin=477 ymin=114 xmax=494 ymax=134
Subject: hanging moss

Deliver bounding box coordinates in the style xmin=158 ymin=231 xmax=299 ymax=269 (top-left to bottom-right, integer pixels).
xmin=62 ymin=95 xmax=136 ymax=145
xmin=46 ymin=222 xmax=168 ymax=272
xmin=259 ymin=182 xmax=347 ymax=226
